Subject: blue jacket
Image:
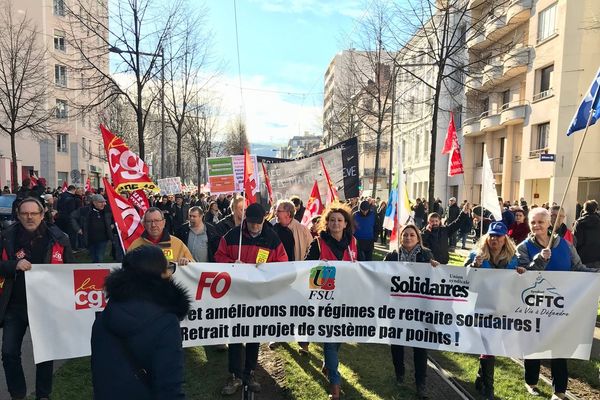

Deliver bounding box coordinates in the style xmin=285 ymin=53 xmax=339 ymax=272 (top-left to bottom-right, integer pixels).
xmin=91 ymin=269 xmax=190 ymax=400
xmin=353 ymin=210 xmax=375 ymax=240
xmin=465 ymin=251 xmax=518 ymax=269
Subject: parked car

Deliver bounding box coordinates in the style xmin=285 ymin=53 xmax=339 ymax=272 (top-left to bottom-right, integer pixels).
xmin=0 ymin=194 xmax=16 ymax=229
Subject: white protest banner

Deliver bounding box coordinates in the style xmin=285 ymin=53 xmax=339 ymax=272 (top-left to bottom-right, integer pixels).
xmin=26 ymin=262 xmax=600 ymax=364
xmin=157 ymin=177 xmax=183 ymax=195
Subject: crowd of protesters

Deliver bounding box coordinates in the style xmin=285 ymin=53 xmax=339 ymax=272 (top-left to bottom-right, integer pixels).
xmin=1 ymin=176 xmax=600 ymax=400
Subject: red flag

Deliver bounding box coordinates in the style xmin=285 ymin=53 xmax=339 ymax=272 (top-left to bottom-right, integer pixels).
xmin=84 ymin=177 xmax=92 ymax=193
xmin=103 ymin=178 xmax=145 ymax=251
xmin=261 ymin=162 xmax=274 ymax=206
xmin=442 ymin=112 xmax=457 ymax=155
xmin=129 ymin=189 xmax=150 ymax=215
xmin=100 ymin=125 xmax=159 ymax=193
xmin=320 ymin=157 xmax=338 ymax=205
xmin=29 ymin=174 xmax=38 ymax=188
xmin=243 ymin=148 xmax=257 ymax=205
xmin=61 ymin=180 xmax=68 ymax=193
xmin=449 ymin=146 xmax=464 ymax=176
xmin=301 ymin=180 xmax=324 ymax=226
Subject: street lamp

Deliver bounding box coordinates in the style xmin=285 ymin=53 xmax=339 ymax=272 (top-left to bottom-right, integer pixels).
xmin=108 ymin=45 xmax=165 ymax=178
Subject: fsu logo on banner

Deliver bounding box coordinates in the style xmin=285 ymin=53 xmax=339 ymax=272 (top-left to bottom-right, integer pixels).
xmin=100 ymin=125 xmax=159 ymax=193
xmin=103 ymin=178 xmax=145 ymax=250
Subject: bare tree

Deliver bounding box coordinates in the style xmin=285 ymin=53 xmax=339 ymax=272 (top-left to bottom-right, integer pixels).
xmin=162 ymin=4 xmax=218 ymax=177
xmin=187 ymin=100 xmax=221 ymax=189
xmin=0 ymin=3 xmax=55 ymax=192
xmin=393 ymin=0 xmax=512 ymax=206
xmin=63 ymin=0 xmax=186 ymax=161
xmin=223 ymin=117 xmax=249 ymax=156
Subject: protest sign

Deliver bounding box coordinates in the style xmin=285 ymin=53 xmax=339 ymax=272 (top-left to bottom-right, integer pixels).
xmin=25 ymin=262 xmax=600 ymax=363
xmin=157 ymin=177 xmax=183 ymax=195
xmin=206 ymin=154 xmax=259 ymax=195
xmin=259 ymin=137 xmax=359 ymax=202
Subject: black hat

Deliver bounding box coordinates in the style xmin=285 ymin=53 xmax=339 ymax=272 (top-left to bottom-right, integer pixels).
xmin=360 ymin=200 xmax=370 ymax=211
xmin=245 ymin=203 xmax=266 ymax=224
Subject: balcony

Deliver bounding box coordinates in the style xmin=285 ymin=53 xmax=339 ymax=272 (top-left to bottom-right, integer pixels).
xmin=467 ymin=32 xmax=486 ymax=50
xmin=481 ymin=62 xmax=503 ymax=88
xmin=485 ymin=14 xmax=508 ymax=42
xmin=503 ymin=45 xmax=531 ymax=78
xmin=500 ymin=101 xmax=527 ymax=125
xmin=462 ymin=117 xmax=482 ymax=137
xmin=465 ymin=74 xmax=482 ymax=94
xmin=469 ymin=0 xmax=487 ymax=8
xmin=480 ymin=111 xmax=502 ymax=132
xmin=507 ymin=0 xmax=533 ymax=25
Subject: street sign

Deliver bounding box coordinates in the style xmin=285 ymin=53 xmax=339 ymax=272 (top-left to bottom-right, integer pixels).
xmin=539 ymin=153 xmax=556 ymax=162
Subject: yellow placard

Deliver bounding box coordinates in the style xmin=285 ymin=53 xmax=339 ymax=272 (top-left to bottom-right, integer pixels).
xmin=256 ymin=248 xmax=270 ymax=264
xmin=163 ymin=248 xmax=174 ymax=260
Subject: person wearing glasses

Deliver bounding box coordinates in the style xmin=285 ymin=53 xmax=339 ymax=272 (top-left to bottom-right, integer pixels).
xmin=128 ymin=207 xmax=194 ymax=265
xmin=0 ymin=197 xmax=74 ymax=400
xmin=91 ymin=245 xmax=190 ymax=400
xmin=464 ymin=221 xmax=520 ymax=400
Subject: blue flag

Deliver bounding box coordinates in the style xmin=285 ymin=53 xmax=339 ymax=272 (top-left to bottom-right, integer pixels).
xmin=566 ymin=67 xmax=600 ymax=136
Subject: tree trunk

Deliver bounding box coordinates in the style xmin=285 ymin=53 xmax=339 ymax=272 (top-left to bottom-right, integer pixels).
xmin=372 ymin=121 xmax=382 ymax=198
xmin=176 ymin=132 xmax=182 ymax=177
xmin=428 ymin=71 xmax=444 ymax=208
xmin=10 ymin=133 xmax=18 ymax=193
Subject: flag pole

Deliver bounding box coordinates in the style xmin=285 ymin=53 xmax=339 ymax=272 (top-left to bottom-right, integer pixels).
xmin=480 ymin=146 xmax=485 ymax=240
xmin=237 ymin=193 xmax=245 ymax=263
xmin=547 ymin=88 xmax=599 ymax=249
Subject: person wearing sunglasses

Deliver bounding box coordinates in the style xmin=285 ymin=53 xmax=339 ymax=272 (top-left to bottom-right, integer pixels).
xmin=464 ymin=221 xmax=519 ymax=400
xmin=91 ymin=245 xmax=190 ymax=400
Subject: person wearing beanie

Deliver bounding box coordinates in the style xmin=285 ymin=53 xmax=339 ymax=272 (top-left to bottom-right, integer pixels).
xmin=71 ymin=193 xmax=114 ymax=263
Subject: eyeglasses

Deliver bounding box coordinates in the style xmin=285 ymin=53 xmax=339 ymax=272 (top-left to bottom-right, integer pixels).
xmin=167 ymin=262 xmax=177 ymax=273
xmin=144 ymin=219 xmax=164 ymax=225
xmin=19 ymin=212 xmax=42 ymax=218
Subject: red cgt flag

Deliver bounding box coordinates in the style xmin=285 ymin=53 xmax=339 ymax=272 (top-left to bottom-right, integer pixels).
xmin=100 ymin=125 xmax=159 ymax=193
xmin=449 ymin=146 xmax=464 ymax=176
xmin=103 ymin=178 xmax=145 ymax=251
xmin=84 ymin=177 xmax=92 ymax=193
xmin=261 ymin=162 xmax=274 ymax=206
xmin=301 ymin=180 xmax=324 ymax=227
xmin=442 ymin=112 xmax=457 ymax=155
xmin=129 ymin=189 xmax=150 ymax=216
xmin=243 ymin=148 xmax=257 ymax=205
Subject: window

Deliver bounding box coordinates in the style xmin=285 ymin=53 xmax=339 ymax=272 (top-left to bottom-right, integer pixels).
xmin=537 ymin=3 xmax=557 ymax=43
xmin=54 ymin=30 xmax=66 ymax=51
xmin=454 ymin=105 xmax=463 ymax=129
xmin=499 ymin=138 xmax=505 ymax=165
xmin=53 ymin=0 xmax=65 ymax=16
xmin=57 ymin=172 xmax=68 ymax=187
xmin=501 ymin=90 xmax=510 ymax=110
xmin=534 ymin=65 xmax=554 ymax=101
xmin=55 ymin=99 xmax=68 ymax=119
xmin=57 ymin=134 xmax=68 ymax=153
xmin=415 ymin=134 xmax=421 ymax=159
xmin=481 ymin=98 xmax=489 ymax=116
xmin=55 ymin=65 xmax=67 ymax=87
xmin=423 ymin=130 xmax=429 ymax=157
xmin=88 ymin=139 xmax=93 ymax=160
xmin=475 ymin=143 xmax=484 ymax=167
xmin=530 ymin=122 xmax=550 ymax=157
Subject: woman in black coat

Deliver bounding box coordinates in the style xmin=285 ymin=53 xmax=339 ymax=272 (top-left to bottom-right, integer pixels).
xmin=91 ymin=245 xmax=191 ymax=400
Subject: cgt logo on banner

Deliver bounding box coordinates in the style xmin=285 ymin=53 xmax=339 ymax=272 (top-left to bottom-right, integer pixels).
xmin=309 ymin=265 xmax=336 ymax=300
xmin=196 ymin=272 xmax=231 ymax=300
xmin=74 ymin=269 xmax=110 ymax=310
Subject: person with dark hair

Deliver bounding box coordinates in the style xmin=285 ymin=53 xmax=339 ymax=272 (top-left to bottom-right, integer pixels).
xmin=208 ymin=195 xmax=244 ymax=262
xmin=290 ymin=196 xmax=306 ymax=223
xmin=56 ymin=185 xmax=79 ymax=248
xmin=91 ymin=245 xmax=190 ymax=400
xmin=171 ymin=194 xmax=190 ymax=233
xmin=70 ymin=194 xmax=113 ymax=263
xmin=508 ymin=208 xmax=530 ymax=245
xmin=205 ymin=201 xmax=222 ymax=225
xmin=0 ymin=197 xmax=74 ymax=400
xmin=215 ymin=203 xmax=288 ymax=396
xmin=375 ymin=201 xmax=388 ymax=245
xmin=573 ymin=200 xmax=600 ymax=268
xmin=305 ymin=202 xmax=357 ymax=400
xmin=384 ymin=224 xmax=439 ymax=399
xmin=175 ymin=207 xmax=209 ymax=263
xmin=353 ymin=200 xmax=376 ymax=261
xmin=446 ymin=197 xmax=460 ymax=248
xmin=421 ymin=203 xmax=470 ymax=265
xmin=412 ymin=198 xmax=426 ymax=229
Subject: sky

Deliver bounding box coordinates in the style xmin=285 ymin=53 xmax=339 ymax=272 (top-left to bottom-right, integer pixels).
xmin=200 ymin=0 xmax=367 ymax=145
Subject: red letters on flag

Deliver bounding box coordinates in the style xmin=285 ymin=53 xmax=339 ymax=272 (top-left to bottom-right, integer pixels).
xmin=301 ymin=180 xmax=324 ymax=227
xmin=103 ymin=178 xmax=145 ymax=250
xmin=100 ymin=125 xmax=159 ymax=193
xmin=129 ymin=189 xmax=150 ymax=215
xmin=243 ymin=148 xmax=257 ymax=205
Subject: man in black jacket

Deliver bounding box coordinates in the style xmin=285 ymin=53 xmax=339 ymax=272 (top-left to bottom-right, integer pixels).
xmin=56 ymin=185 xmax=79 ymax=248
xmin=207 ymin=195 xmax=244 ymax=261
xmin=446 ymin=197 xmax=460 ymax=249
xmin=422 ymin=204 xmax=469 ymax=265
xmin=71 ymin=194 xmax=113 ymax=263
xmin=0 ymin=197 xmax=74 ymax=400
xmin=573 ymin=200 xmax=600 ymax=268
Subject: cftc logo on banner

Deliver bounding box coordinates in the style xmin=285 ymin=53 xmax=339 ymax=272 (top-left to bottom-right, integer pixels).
xmin=521 ymin=275 xmax=565 ymax=309
xmin=308 ymin=265 xmax=336 ymax=300
xmin=74 ymin=269 xmax=110 ymax=310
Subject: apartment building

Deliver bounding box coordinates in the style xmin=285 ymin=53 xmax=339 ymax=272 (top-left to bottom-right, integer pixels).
xmin=278 ymin=133 xmax=322 ymax=159
xmin=0 ymin=0 xmax=108 ymax=190
xmin=462 ymin=0 xmax=600 ymax=219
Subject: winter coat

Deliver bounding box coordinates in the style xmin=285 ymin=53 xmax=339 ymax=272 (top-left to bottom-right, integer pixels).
xmin=91 ymin=269 xmax=190 ymax=400
xmin=56 ymin=191 xmax=78 ymax=229
xmin=464 ymin=251 xmax=518 ymax=269
xmin=0 ymin=222 xmax=73 ymax=324
xmin=353 ymin=210 xmax=376 ymax=240
xmin=573 ymin=212 xmax=600 ymax=264
xmin=207 ymin=214 xmax=236 ymax=261
xmin=421 ymin=212 xmax=467 ymax=264
xmin=383 ymin=244 xmax=434 ymax=263
xmin=70 ymin=205 xmax=113 ymax=247
xmin=516 ymin=233 xmax=596 ymax=272
xmin=215 ymin=222 xmax=288 ymax=264
xmin=128 ymin=231 xmax=194 ymax=262
xmin=305 ymin=231 xmax=358 ymax=261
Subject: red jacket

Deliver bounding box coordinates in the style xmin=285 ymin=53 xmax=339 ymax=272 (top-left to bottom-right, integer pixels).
xmin=215 ymin=223 xmax=288 ymax=264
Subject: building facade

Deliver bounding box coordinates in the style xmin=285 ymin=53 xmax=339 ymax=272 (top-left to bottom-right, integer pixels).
xmin=0 ymin=0 xmax=108 ymax=191
xmin=462 ymin=0 xmax=600 ymax=220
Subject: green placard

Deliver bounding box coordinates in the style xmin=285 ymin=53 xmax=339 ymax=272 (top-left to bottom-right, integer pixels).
xmin=207 ymin=157 xmax=234 ymax=176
